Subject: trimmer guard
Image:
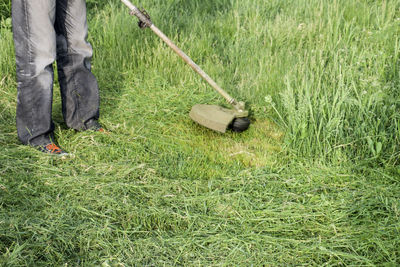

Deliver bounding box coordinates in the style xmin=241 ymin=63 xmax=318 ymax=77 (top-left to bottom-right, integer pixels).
xmin=189 ymin=104 xmax=237 ymax=133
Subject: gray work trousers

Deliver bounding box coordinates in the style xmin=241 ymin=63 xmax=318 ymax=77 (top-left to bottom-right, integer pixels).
xmin=12 ymin=0 xmax=100 ymax=146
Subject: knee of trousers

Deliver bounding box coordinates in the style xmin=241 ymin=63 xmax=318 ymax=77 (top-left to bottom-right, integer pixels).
xmin=15 ymin=45 xmax=57 ymax=82
xmin=14 ymin=19 xmax=57 ymax=81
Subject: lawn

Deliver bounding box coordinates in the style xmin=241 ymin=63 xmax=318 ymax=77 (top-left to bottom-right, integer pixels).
xmin=1 ymin=0 xmax=400 ymax=265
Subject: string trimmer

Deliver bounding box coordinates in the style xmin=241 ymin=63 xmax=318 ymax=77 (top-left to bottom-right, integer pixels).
xmin=120 ymin=0 xmax=250 ymax=133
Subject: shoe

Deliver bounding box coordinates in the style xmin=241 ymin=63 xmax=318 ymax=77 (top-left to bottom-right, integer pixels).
xmin=36 ymin=143 xmax=69 ymax=157
xmin=86 ymin=119 xmax=107 ymax=133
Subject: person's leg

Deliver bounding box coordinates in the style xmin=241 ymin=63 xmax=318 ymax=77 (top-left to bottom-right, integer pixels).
xmin=12 ymin=0 xmax=57 ymax=146
xmin=55 ymin=0 xmax=100 ymax=131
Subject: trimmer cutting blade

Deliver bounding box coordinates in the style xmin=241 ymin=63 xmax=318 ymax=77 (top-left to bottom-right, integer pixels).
xmin=120 ymin=0 xmax=251 ymax=133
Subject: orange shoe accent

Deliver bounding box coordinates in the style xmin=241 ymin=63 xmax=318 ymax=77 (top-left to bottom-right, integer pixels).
xmin=98 ymin=128 xmax=110 ymax=134
xmin=45 ymin=143 xmax=62 ymax=154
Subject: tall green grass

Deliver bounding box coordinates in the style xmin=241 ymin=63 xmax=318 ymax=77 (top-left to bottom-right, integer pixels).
xmin=90 ymin=0 xmax=400 ymax=165
xmin=1 ymin=0 xmax=400 ymax=265
xmin=268 ymin=0 xmax=400 ymax=164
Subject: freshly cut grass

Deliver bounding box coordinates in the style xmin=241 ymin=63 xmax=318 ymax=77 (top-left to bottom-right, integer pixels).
xmin=1 ymin=0 xmax=400 ymax=265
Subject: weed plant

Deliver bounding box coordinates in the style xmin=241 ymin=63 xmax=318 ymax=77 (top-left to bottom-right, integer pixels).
xmin=1 ymin=0 xmax=399 ymax=265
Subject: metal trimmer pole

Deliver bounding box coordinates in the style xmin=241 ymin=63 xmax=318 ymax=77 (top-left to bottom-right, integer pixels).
xmin=120 ymin=0 xmax=244 ymax=112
